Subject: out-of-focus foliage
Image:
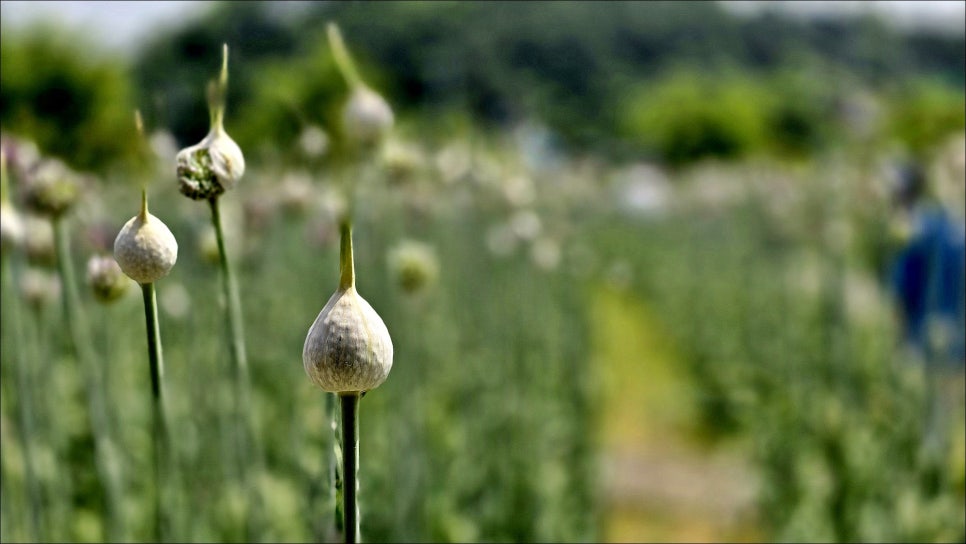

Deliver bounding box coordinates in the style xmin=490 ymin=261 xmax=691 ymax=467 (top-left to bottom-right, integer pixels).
xmin=885 ymin=79 xmax=966 ymax=159
xmin=3 ymin=2 xmax=963 ymax=170
xmin=133 ymin=2 xmax=300 ymax=151
xmin=130 ymin=1 xmax=965 ymax=160
xmin=0 ymin=26 xmax=138 ymax=172
xmin=619 ymin=70 xmax=771 ymax=166
xmin=0 ymin=5 xmax=963 ymax=541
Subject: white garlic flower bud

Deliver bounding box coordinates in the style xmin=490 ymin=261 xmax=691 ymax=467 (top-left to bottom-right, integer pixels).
xmin=176 ymin=119 xmax=245 ymax=200
xmin=114 ymin=192 xmax=178 ymax=284
xmin=86 ymin=255 xmax=131 ymax=303
xmin=176 ymin=45 xmax=245 ymax=200
xmin=303 ymin=222 xmax=392 ymax=393
xmin=20 ymin=267 xmax=60 ymax=309
xmin=343 ymin=86 xmax=394 ymax=147
xmin=0 ymin=150 xmax=23 ymax=253
xmin=387 ymin=239 xmax=439 ymax=294
xmin=0 ymin=201 xmax=24 ymax=253
xmin=327 ymin=22 xmax=394 ymax=148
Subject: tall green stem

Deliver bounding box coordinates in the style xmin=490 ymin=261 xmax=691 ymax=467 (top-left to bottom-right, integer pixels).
xmin=207 ymin=196 xmax=263 ymax=539
xmin=328 ymin=392 xmax=344 ymax=538
xmin=327 ymin=23 xmax=364 ymax=90
xmin=141 ymin=282 xmax=170 ymax=542
xmin=53 ymin=216 xmax=125 ymax=541
xmin=340 ymin=393 xmax=360 ymax=544
xmin=2 ymin=253 xmax=43 ymax=541
xmin=208 ymin=197 xmax=249 ymax=403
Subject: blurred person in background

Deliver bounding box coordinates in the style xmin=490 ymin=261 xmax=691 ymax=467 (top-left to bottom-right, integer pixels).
xmin=886 ymin=156 xmax=965 ymax=452
xmin=886 ymin=160 xmax=965 ymax=368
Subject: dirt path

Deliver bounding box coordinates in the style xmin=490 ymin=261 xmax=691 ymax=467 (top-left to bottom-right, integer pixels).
xmin=591 ymin=286 xmax=760 ymax=542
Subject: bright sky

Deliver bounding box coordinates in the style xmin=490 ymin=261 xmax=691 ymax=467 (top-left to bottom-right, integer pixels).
xmin=723 ymin=0 xmax=966 ymax=34
xmin=0 ymin=1 xmax=209 ymax=53
xmin=0 ymin=0 xmax=963 ymax=56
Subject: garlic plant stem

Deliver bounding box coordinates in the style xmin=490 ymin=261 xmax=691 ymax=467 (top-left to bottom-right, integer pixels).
xmin=53 ymin=216 xmax=125 ymax=541
xmin=207 ymin=196 xmax=264 ymax=540
xmin=2 ymin=253 xmax=43 ymax=541
xmin=208 ymin=197 xmax=249 ymax=395
xmin=328 ymin=392 xmax=344 ymax=536
xmin=327 ymin=23 xmax=364 ymax=90
xmin=340 ymin=392 xmax=361 ymax=544
xmin=141 ymin=282 xmax=169 ymax=542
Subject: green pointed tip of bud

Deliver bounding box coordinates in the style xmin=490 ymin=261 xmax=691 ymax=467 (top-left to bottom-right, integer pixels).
xmin=135 ymin=110 xmax=145 ymax=137
xmin=339 ymin=220 xmax=355 ymax=291
xmin=140 ymin=188 xmax=149 ymax=218
xmin=221 ymin=43 xmax=229 ymax=88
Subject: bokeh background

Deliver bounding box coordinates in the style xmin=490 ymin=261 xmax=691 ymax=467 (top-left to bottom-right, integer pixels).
xmin=1 ymin=1 xmax=964 ymax=542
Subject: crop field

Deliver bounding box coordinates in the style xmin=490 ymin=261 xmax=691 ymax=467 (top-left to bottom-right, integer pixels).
xmin=1 ymin=2 xmax=964 ymax=543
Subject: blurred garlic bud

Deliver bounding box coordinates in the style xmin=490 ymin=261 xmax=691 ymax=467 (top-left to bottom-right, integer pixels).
xmin=382 ymin=138 xmax=424 ymax=185
xmin=150 ymin=130 xmax=180 ymax=171
xmin=328 ymin=23 xmax=394 ymax=147
xmin=0 ymin=134 xmax=41 ymax=184
xmin=510 ymin=209 xmax=542 ymax=241
xmin=343 ymin=86 xmax=394 ymax=147
xmin=0 ymin=201 xmax=23 ymax=253
xmin=1 ymin=151 xmax=24 ymax=253
xmin=160 ymin=281 xmax=191 ymax=320
xmin=530 ymin=237 xmax=561 ymax=272
xmin=304 ymin=222 xmax=393 ymax=393
xmin=23 ymin=159 xmax=82 ymax=218
xmin=387 ymin=240 xmax=439 ymax=294
xmin=176 ymin=45 xmax=245 ymax=200
xmin=298 ymin=125 xmax=330 ymax=159
xmin=486 ymin=222 xmax=519 ymax=258
xmin=23 ymin=215 xmax=56 ymax=267
xmin=20 ymin=267 xmax=61 ymax=309
xmin=114 ymin=192 xmax=178 ymax=284
xmin=278 ymin=172 xmax=315 ymax=215
xmin=502 ymin=175 xmax=536 ymax=208
xmin=86 ymin=255 xmax=131 ymax=304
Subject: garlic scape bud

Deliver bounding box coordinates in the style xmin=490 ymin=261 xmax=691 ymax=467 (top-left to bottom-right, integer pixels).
xmin=86 ymin=255 xmax=131 ymax=303
xmin=1 ymin=150 xmax=25 ymax=253
xmin=303 ymin=221 xmax=393 ymax=393
xmin=23 ymin=158 xmax=82 ymax=218
xmin=328 ymin=23 xmax=394 ymax=147
xmin=343 ymin=86 xmax=394 ymax=147
xmin=114 ymin=190 xmax=178 ymax=284
xmin=176 ymin=44 xmax=245 ymax=200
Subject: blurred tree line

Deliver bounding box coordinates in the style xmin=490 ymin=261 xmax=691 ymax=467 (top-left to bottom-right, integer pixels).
xmin=1 ymin=0 xmax=964 ymax=171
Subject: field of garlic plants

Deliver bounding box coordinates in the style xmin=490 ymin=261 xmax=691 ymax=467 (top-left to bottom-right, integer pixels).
xmin=4 ymin=111 xmax=965 ymax=543
xmin=1 ymin=14 xmax=965 ymax=544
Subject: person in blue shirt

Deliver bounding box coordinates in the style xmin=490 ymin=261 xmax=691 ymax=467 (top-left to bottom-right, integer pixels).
xmin=887 ymin=161 xmax=965 ymax=367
